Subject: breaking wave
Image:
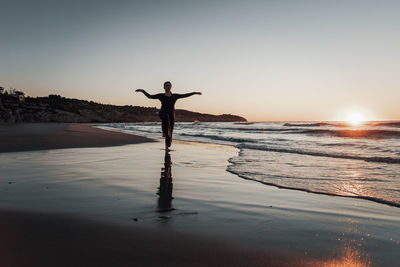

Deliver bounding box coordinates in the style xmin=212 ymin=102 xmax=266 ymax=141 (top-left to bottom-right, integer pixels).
xmin=295 ymin=129 xmax=400 ymax=139
xmin=226 ymin=165 xmax=400 ymax=208
xmin=236 ymin=143 xmax=400 ymax=164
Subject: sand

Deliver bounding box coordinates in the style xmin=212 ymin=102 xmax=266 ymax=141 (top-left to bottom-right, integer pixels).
xmin=0 ymin=123 xmax=153 ymax=153
xmin=0 ymin=209 xmax=306 ymax=267
xmin=0 ymin=123 xmax=399 ymax=266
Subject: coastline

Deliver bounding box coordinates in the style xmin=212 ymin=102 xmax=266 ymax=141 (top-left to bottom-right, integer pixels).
xmin=0 ymin=123 xmax=153 ymax=153
xmin=0 ymin=123 xmax=399 ymax=266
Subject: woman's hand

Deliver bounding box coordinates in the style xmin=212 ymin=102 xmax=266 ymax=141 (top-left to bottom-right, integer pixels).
xmin=195 ymin=92 xmax=202 ymax=95
xmin=135 ymin=89 xmax=145 ymax=93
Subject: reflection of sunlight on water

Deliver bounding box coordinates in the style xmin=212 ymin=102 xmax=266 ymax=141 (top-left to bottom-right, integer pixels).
xmin=336 ymin=168 xmax=367 ymax=197
xmin=309 ymin=217 xmax=372 ymax=267
xmin=341 ymin=182 xmax=364 ymax=196
xmin=311 ymin=244 xmax=371 ymax=267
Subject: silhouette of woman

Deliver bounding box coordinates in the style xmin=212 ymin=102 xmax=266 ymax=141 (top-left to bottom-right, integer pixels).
xmin=135 ymin=81 xmax=201 ymax=149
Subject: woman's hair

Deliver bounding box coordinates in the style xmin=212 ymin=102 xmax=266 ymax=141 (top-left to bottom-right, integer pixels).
xmin=164 ymin=81 xmax=171 ymax=87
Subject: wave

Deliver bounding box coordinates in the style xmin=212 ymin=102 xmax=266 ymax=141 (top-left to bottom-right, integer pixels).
xmin=178 ymin=133 xmax=259 ymax=144
xmin=367 ymin=121 xmax=400 ymax=128
xmin=284 ymin=122 xmax=333 ymax=127
xmin=213 ymin=127 xmax=301 ymax=132
xmin=320 ymin=142 xmax=360 ymax=147
xmin=283 ymin=122 xmax=348 ymax=127
xmin=233 ymin=122 xmax=254 ymax=125
xmin=236 ymin=143 xmax=400 ymax=164
xmin=181 ymin=126 xmax=400 ymax=139
xmin=296 ymin=129 xmax=400 ymax=139
xmin=97 ymin=125 xmax=161 ymax=136
xmin=226 ymin=166 xmax=400 ymax=208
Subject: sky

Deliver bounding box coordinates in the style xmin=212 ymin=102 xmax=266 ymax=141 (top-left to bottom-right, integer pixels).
xmin=1 ymin=0 xmax=399 ymax=121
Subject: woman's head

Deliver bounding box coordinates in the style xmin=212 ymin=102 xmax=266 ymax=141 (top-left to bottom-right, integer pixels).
xmin=163 ymin=81 xmax=172 ymax=92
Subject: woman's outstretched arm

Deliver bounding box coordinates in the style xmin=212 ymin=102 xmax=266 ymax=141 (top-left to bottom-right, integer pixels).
xmin=175 ymin=92 xmax=202 ymax=99
xmin=135 ymin=89 xmax=160 ymax=99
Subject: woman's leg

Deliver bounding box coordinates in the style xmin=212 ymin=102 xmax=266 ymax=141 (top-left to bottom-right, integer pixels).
xmin=165 ymin=114 xmax=172 ymax=148
xmin=159 ymin=112 xmax=171 ymax=149
xmin=159 ymin=112 xmax=169 ymax=137
xmin=168 ymin=114 xmax=175 ymax=147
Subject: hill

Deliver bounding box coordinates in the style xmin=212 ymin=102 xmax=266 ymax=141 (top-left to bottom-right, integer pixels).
xmin=0 ymin=94 xmax=246 ymax=123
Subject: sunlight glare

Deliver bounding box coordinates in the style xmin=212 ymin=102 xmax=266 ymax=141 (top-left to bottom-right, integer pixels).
xmin=345 ymin=112 xmax=365 ymax=126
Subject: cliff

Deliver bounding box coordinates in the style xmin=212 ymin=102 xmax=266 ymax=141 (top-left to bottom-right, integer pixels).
xmin=0 ymin=94 xmax=246 ymax=123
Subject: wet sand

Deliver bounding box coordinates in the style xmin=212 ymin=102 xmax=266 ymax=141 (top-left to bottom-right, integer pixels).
xmin=0 ymin=123 xmax=153 ymax=153
xmin=0 ymin=124 xmax=399 ymax=266
xmin=0 ymin=209 xmax=306 ymax=267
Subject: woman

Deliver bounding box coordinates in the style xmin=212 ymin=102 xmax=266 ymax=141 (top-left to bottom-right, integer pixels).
xmin=135 ymin=81 xmax=202 ymax=149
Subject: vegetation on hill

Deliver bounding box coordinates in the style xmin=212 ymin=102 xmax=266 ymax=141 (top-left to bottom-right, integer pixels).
xmin=0 ymin=93 xmax=246 ymax=123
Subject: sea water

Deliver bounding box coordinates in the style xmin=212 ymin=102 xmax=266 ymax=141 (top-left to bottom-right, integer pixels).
xmin=98 ymin=121 xmax=400 ymax=207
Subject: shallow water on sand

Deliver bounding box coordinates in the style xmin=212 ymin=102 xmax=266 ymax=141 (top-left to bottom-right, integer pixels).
xmin=98 ymin=121 xmax=400 ymax=207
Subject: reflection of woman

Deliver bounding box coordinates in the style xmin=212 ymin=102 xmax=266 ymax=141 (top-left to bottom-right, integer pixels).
xmin=135 ymin=81 xmax=201 ymax=149
xmin=157 ymin=151 xmax=173 ymax=211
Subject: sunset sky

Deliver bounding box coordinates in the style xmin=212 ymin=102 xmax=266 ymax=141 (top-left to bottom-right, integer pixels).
xmin=1 ymin=0 xmax=399 ymax=121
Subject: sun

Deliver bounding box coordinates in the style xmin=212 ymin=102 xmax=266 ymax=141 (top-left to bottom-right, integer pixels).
xmin=335 ymin=106 xmax=376 ymax=125
xmin=345 ymin=112 xmax=365 ymax=126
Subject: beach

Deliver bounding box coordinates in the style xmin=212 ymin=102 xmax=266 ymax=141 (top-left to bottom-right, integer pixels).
xmin=0 ymin=123 xmax=399 ymax=266
xmin=0 ymin=123 xmax=153 ymax=153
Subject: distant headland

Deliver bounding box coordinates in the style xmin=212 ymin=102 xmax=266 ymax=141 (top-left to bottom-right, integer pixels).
xmin=0 ymin=89 xmax=246 ymax=123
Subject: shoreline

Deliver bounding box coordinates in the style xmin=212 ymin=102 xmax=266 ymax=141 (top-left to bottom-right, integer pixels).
xmin=2 ymin=121 xmax=398 ymax=210
xmin=98 ymin=124 xmax=400 ymax=209
xmin=228 ymin=169 xmax=400 ymax=209
xmin=0 ymin=123 xmax=154 ymax=153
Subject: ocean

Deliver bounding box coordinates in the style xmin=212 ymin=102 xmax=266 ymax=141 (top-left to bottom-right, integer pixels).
xmin=97 ymin=121 xmax=400 ymax=208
